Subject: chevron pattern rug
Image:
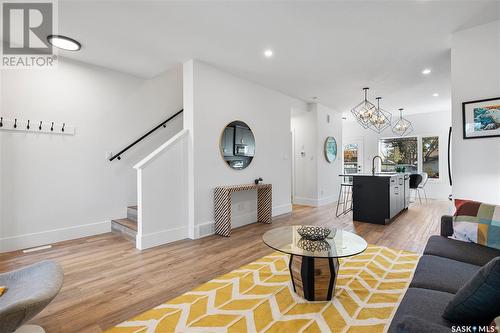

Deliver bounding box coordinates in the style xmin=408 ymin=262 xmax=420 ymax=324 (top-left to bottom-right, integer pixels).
xmin=106 ymin=245 xmax=419 ymax=333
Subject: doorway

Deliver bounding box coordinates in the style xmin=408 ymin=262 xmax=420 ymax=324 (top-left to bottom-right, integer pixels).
xmin=343 ymin=138 xmax=364 ymax=174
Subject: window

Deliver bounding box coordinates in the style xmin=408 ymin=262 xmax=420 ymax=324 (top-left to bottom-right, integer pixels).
xmin=379 ymin=137 xmax=418 ymax=173
xmin=422 ymin=136 xmax=439 ymax=179
xmin=343 ymin=143 xmax=358 ymax=174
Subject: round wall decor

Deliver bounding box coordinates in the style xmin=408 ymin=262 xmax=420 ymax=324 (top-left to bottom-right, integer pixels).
xmin=219 ymin=120 xmax=255 ymax=170
xmin=324 ymin=136 xmax=337 ymax=163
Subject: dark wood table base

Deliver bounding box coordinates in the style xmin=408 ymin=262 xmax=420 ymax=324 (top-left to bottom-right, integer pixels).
xmin=289 ymin=255 xmax=339 ymax=301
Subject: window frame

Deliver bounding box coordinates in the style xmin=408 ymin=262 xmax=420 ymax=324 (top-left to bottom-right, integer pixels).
xmin=377 ymin=134 xmax=442 ymax=182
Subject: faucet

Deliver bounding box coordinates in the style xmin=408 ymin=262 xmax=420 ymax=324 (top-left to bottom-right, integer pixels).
xmin=372 ymin=155 xmax=383 ymax=175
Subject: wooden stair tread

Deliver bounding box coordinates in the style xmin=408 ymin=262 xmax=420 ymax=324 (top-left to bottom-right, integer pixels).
xmin=112 ymin=218 xmax=137 ymax=231
xmin=128 ymin=205 xmax=138 ymax=210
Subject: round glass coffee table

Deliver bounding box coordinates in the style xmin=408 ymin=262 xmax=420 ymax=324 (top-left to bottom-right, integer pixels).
xmin=262 ymin=226 xmax=367 ymax=301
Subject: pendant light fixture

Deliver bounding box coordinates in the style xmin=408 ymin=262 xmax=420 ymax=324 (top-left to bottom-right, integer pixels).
xmin=351 ymin=87 xmax=376 ymax=129
xmin=392 ymin=108 xmax=413 ymax=136
xmin=366 ymin=97 xmax=392 ymax=133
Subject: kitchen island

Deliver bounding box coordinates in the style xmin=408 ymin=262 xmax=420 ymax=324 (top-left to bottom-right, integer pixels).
xmin=341 ymin=173 xmax=410 ymax=225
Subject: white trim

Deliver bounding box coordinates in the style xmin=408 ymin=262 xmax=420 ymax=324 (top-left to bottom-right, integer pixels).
xmin=293 ymin=197 xmax=336 ymax=207
xmin=0 ymin=221 xmax=111 ymax=253
xmin=136 ymin=226 xmax=188 ymax=250
xmin=272 ymin=203 xmax=292 ymax=216
xmin=317 ymin=196 xmax=338 ymax=206
xmin=133 ymin=129 xmax=188 ymax=169
xmin=293 ymin=196 xmax=318 ymax=206
xmin=197 ymin=221 xmax=216 ymax=238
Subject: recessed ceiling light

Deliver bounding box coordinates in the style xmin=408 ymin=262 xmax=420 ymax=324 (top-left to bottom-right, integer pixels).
xmin=432 ymin=93 xmax=439 ymax=97
xmin=422 ymin=68 xmax=432 ymax=75
xmin=47 ymin=35 xmax=81 ymax=51
xmin=264 ymin=49 xmax=273 ymax=58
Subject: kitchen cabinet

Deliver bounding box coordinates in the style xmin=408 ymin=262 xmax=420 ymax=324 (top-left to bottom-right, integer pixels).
xmin=222 ymin=127 xmax=234 ymax=157
xmin=234 ymin=126 xmax=255 ymax=156
xmin=349 ymin=174 xmax=410 ymax=225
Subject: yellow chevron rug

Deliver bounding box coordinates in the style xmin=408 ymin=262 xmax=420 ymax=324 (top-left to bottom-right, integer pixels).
xmin=106 ymin=245 xmax=419 ymax=333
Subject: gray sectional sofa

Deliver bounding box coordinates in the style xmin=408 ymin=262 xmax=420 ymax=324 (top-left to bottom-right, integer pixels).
xmin=388 ymin=215 xmax=500 ymax=332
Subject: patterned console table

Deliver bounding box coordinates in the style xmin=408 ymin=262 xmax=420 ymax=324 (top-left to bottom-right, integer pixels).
xmin=214 ymin=184 xmax=272 ymax=236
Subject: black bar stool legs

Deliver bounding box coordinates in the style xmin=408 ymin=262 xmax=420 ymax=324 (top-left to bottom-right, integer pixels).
xmin=336 ymin=181 xmax=353 ymax=217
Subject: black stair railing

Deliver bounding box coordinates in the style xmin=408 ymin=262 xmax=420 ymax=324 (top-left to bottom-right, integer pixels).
xmin=109 ymin=109 xmax=183 ymax=161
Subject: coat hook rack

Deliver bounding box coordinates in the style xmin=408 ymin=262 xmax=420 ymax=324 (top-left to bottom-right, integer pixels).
xmin=0 ymin=117 xmax=74 ymax=135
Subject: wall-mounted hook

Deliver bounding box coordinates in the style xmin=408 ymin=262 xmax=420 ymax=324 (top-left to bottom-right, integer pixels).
xmin=50 ymin=122 xmax=54 ymax=132
xmin=61 ymin=123 xmax=65 ymax=132
xmin=27 ymin=120 xmax=30 ymax=130
xmin=39 ymin=121 xmax=42 ymax=130
xmin=0 ymin=117 xmax=3 ymax=128
xmin=14 ymin=118 xmax=17 ymax=129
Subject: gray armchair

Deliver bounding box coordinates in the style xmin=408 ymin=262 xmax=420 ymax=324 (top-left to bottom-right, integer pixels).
xmin=0 ymin=261 xmax=64 ymax=333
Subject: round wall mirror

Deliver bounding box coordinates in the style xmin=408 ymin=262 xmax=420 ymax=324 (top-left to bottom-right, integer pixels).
xmin=324 ymin=136 xmax=337 ymax=163
xmin=220 ymin=121 xmax=255 ymax=170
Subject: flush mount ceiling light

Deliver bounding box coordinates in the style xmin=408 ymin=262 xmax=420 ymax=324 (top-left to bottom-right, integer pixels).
xmin=422 ymin=68 xmax=432 ymax=75
xmin=264 ymin=49 xmax=273 ymax=58
xmin=351 ymin=87 xmax=377 ymax=129
xmin=47 ymin=35 xmax=81 ymax=51
xmin=392 ymin=108 xmax=414 ymax=137
xmin=432 ymin=93 xmax=439 ymax=97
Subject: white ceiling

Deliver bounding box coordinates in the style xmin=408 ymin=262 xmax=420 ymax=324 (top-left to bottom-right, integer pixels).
xmin=48 ymin=1 xmax=500 ymax=115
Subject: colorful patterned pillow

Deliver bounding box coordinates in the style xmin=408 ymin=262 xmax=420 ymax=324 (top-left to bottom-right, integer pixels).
xmin=452 ymin=201 xmax=500 ymax=250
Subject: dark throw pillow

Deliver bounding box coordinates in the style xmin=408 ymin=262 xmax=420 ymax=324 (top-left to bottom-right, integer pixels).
xmin=443 ymin=257 xmax=500 ymax=324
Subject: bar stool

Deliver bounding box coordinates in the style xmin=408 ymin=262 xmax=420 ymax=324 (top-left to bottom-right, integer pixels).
xmin=409 ymin=173 xmax=423 ymax=203
xmin=336 ymin=177 xmax=353 ymax=217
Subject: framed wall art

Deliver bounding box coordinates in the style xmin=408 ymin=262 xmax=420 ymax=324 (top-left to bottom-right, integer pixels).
xmin=463 ymin=97 xmax=500 ymax=139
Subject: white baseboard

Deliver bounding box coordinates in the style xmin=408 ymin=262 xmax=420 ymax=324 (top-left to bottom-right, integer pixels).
xmin=0 ymin=221 xmax=111 ymax=253
xmin=293 ymin=196 xmax=318 ymax=206
xmin=196 ymin=203 xmax=293 ymax=238
xmin=197 ymin=221 xmax=215 ymax=238
xmin=317 ymin=196 xmax=337 ymax=206
xmin=136 ymin=226 xmax=188 ymax=250
xmin=273 ymin=203 xmax=292 ymax=216
xmin=293 ymin=196 xmax=337 ymax=207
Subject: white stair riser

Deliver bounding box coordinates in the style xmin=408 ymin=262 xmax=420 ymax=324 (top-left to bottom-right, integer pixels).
xmin=127 ymin=208 xmax=138 ymax=222
xmin=111 ymin=221 xmax=136 ymax=242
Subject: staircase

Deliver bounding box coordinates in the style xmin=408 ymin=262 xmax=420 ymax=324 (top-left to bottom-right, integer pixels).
xmin=111 ymin=206 xmax=138 ymax=242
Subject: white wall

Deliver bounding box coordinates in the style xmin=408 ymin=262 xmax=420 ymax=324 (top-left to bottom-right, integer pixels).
xmin=291 ymin=103 xmax=343 ymax=206
xmin=451 ymin=20 xmax=500 ymax=204
xmin=135 ymin=130 xmax=188 ymax=250
xmin=316 ymin=104 xmax=343 ymax=206
xmin=184 ymin=60 xmax=307 ymax=237
xmin=343 ymin=110 xmax=452 ymax=199
xmin=291 ymin=108 xmax=317 ymax=204
xmin=0 ymin=59 xmax=183 ymax=252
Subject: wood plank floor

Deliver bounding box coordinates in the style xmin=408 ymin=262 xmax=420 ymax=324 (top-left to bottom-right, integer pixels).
xmin=0 ymin=200 xmax=450 ymax=333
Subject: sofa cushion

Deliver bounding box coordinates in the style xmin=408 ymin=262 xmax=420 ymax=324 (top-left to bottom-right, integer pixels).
xmin=443 ymin=257 xmax=500 ymax=325
xmin=388 ymin=288 xmax=454 ymax=333
xmin=453 ymin=201 xmax=500 ymax=250
xmin=410 ymin=255 xmax=480 ymax=293
xmin=424 ymin=235 xmax=500 ymax=266
xmin=395 ymin=315 xmax=451 ymax=333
